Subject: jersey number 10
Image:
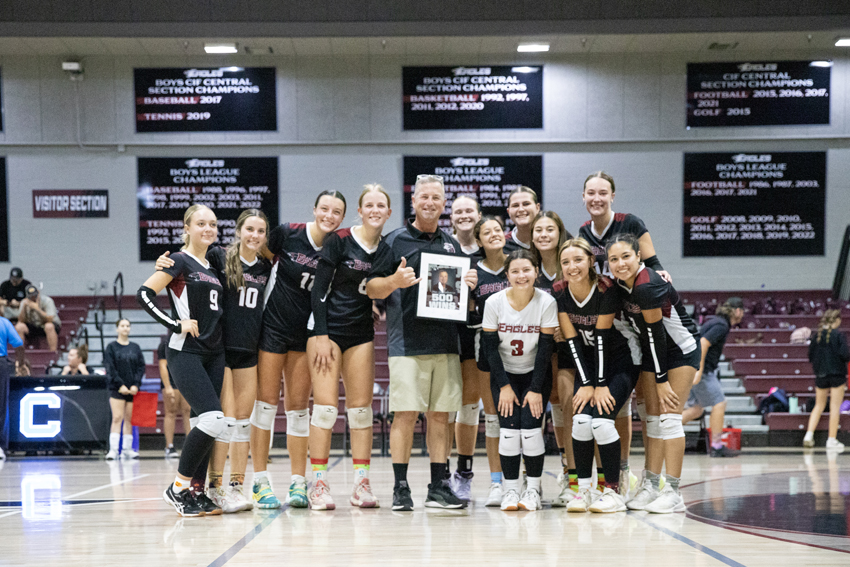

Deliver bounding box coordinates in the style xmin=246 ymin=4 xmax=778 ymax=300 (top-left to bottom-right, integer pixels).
xmin=237 ymin=286 xmax=259 ymax=309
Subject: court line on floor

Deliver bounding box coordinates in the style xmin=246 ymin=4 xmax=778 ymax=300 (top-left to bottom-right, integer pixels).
xmin=65 ymin=473 xmax=150 ymax=499
xmin=632 ymin=513 xmax=747 ymax=567
xmin=206 ymin=454 xmax=345 ymax=567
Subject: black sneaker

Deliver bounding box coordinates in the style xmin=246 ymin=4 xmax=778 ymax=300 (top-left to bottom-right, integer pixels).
xmin=710 ymin=446 xmax=740 ymax=458
xmin=194 ymin=490 xmax=223 ymax=515
xmin=425 ymin=480 xmax=465 ymax=509
xmin=392 ymin=483 xmax=414 ymax=511
xmin=163 ymin=484 xmax=204 ymax=517
xmin=164 ymin=446 xmax=178 ymax=458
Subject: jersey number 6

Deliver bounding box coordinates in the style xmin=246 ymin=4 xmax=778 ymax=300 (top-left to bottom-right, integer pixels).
xmin=510 ymin=339 xmax=524 ymax=356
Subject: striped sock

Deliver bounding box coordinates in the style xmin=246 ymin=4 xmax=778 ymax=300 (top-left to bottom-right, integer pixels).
xmin=568 ymin=469 xmax=578 ymax=490
xmin=354 ymin=459 xmax=370 ymax=480
xmin=311 ymin=458 xmax=329 ymax=482
xmin=596 ymin=467 xmax=605 ymax=487
xmin=229 ymin=472 xmax=245 ymax=487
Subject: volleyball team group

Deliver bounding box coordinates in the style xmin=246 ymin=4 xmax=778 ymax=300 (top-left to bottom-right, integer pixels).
xmin=136 ymin=171 xmax=703 ymax=518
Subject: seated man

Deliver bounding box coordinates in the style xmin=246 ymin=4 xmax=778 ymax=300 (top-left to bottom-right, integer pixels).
xmin=0 ymin=267 xmax=31 ymax=322
xmin=15 ymin=285 xmax=60 ymax=352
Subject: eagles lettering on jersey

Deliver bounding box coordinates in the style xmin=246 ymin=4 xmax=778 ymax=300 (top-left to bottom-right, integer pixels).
xmin=310 ymin=228 xmax=391 ymax=338
xmin=470 ymin=261 xmax=509 ymax=328
xmin=482 ymin=288 xmax=559 ymax=374
xmin=263 ymin=223 xmax=324 ymax=338
xmin=163 ymin=251 xmax=224 ymax=354
xmin=578 ymin=213 xmax=649 ymax=278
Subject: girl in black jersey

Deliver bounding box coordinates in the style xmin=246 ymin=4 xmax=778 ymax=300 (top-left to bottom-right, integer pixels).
xmin=503 ymin=187 xmax=540 ymax=253
xmin=251 ymin=190 xmax=346 ymax=509
xmin=606 ymin=234 xmax=700 ymax=514
xmin=556 ymin=237 xmax=639 ymax=513
xmin=137 ymin=204 xmax=226 ymax=517
xmin=446 ymin=195 xmax=482 ymax=501
xmin=104 ymin=319 xmax=145 ymax=461
xmin=306 ymin=185 xmax=392 ymax=510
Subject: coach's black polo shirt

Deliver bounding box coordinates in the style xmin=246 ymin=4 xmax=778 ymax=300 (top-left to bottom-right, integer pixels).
xmin=370 ymin=219 xmax=463 ymax=357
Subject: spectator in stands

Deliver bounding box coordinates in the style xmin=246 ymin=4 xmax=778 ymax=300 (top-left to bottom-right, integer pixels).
xmin=15 ymin=358 xmax=31 ymax=377
xmin=803 ymin=309 xmax=850 ymax=451
xmin=61 ymin=344 xmax=89 ymax=375
xmin=682 ymin=298 xmax=744 ymax=458
xmin=0 ymin=267 xmax=31 ymax=322
xmin=104 ymin=318 xmax=146 ymax=460
xmin=0 ymin=315 xmax=25 ymax=460
xmin=15 ymin=284 xmax=60 ymax=352
xmin=158 ymin=335 xmax=192 ymax=458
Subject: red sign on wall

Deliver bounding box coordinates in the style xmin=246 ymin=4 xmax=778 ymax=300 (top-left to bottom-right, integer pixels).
xmin=32 ymin=190 xmax=109 ymax=218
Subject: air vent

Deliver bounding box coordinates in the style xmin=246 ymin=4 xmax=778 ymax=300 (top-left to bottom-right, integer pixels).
xmin=244 ymin=46 xmax=274 ymax=55
xmin=708 ymin=42 xmax=739 ymax=50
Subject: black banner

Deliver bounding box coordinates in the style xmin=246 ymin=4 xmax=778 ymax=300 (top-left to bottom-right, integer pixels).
xmin=137 ymin=157 xmax=279 ymax=261
xmin=134 ymin=67 xmax=277 ymax=132
xmin=403 ymin=155 xmax=543 ymax=231
xmin=683 ymin=152 xmax=826 ymax=257
xmin=403 ymin=66 xmax=543 ymax=130
xmin=687 ymin=61 xmax=830 ymax=127
xmin=0 ymin=158 xmax=7 ymax=261
xmin=0 ymin=68 xmax=4 ymax=131
xmin=32 ymin=190 xmax=109 ymax=218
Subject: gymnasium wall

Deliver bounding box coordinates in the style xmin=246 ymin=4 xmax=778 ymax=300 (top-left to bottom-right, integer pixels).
xmin=0 ymin=48 xmax=848 ymax=294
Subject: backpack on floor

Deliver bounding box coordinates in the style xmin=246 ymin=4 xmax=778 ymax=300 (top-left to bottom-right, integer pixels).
xmin=758 ymin=387 xmax=789 ymax=420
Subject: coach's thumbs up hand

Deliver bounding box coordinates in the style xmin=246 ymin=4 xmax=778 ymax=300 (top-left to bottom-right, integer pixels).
xmin=392 ymin=257 xmax=421 ymax=289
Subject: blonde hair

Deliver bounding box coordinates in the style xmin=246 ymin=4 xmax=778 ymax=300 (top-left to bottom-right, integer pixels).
xmin=558 ymin=237 xmax=598 ymax=285
xmin=225 ymin=209 xmax=269 ymax=290
xmin=816 ymin=309 xmax=841 ymax=343
xmin=358 ymin=184 xmax=391 ymax=209
xmin=181 ymin=204 xmax=215 ymax=250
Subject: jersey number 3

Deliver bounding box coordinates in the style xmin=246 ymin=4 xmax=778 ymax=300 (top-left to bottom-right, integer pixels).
xmin=510 ymin=339 xmax=524 ymax=356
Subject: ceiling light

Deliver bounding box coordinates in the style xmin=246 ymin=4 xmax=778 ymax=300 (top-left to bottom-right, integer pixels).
xmin=810 ymin=60 xmax=833 ymax=67
xmin=204 ymin=43 xmax=238 ymax=54
xmin=834 ymin=38 xmax=850 ymax=46
xmin=517 ymin=43 xmax=549 ymax=53
xmin=511 ymin=66 xmax=540 ymax=73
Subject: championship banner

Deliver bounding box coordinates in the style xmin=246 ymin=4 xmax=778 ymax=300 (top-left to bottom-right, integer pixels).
xmin=0 ymin=157 xmax=7 ymax=261
xmin=32 ymin=190 xmax=109 ymax=218
xmin=687 ymin=61 xmax=830 ymax=127
xmin=403 ymin=155 xmax=543 ymax=231
xmin=134 ymin=67 xmax=277 ymax=132
xmin=683 ymin=152 xmax=826 ymax=257
xmin=137 ymin=157 xmax=279 ymax=261
xmin=403 ymin=66 xmax=543 ymax=130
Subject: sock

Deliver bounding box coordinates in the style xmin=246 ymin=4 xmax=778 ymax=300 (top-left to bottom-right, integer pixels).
xmin=803 ymin=431 xmax=814 ymax=441
xmin=109 ymin=432 xmax=120 ymax=453
xmin=208 ymin=470 xmax=223 ymax=489
xmin=527 ymin=476 xmax=541 ymax=494
xmin=291 ymin=474 xmax=305 ymax=485
xmin=393 ymin=463 xmax=409 ymax=487
xmin=568 ymin=469 xmax=578 ymax=489
xmin=666 ymin=474 xmax=680 ymax=492
xmin=560 ymin=448 xmax=568 ymax=474
xmin=578 ymin=477 xmax=592 ymax=490
xmin=647 ymin=471 xmax=661 ymax=490
xmin=122 ymin=434 xmax=133 ymax=453
xmin=430 ymin=462 xmax=447 ymax=486
xmin=167 ymin=443 xmax=174 ymax=449
xmin=503 ymin=478 xmax=521 ymax=493
xmin=353 ymin=459 xmax=370 ymax=480
xmin=457 ymin=454 xmax=473 ymax=474
xmin=230 ymin=472 xmax=245 ymax=486
xmin=596 ymin=467 xmax=605 ymax=487
xmin=311 ymin=458 xmax=329 ymax=482
xmin=190 ymin=476 xmax=205 ymax=495
xmin=490 ymin=472 xmax=502 ymax=484
xmin=620 ymin=459 xmax=630 ymax=472
xmin=173 ymin=476 xmax=189 ymax=492
xmin=598 ymin=440 xmax=622 ymax=494
xmin=253 ymin=470 xmax=268 ymax=484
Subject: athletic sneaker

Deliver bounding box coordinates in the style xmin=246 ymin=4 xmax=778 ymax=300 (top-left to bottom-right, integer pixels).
xmin=485 ymin=483 xmax=503 ymax=507
xmin=826 ymin=438 xmax=846 ymax=451
xmin=252 ymin=478 xmax=281 ymax=509
xmin=105 ymin=450 xmax=118 ymax=461
xmin=567 ymin=487 xmax=595 ymax=512
xmin=644 ymin=485 xmax=686 ymax=514
xmin=425 ymin=481 xmax=465 ymax=509
xmin=121 ymin=449 xmax=139 ymax=460
xmin=518 ymin=489 xmax=541 ymax=511
xmin=195 ymin=490 xmax=223 ymax=515
xmin=803 ymin=437 xmax=815 ymax=448
xmin=288 ymin=477 xmax=309 ymax=509
xmin=392 ymin=483 xmax=414 ymax=511
xmin=552 ymin=475 xmax=575 ymax=507
xmin=209 ymin=486 xmax=241 ymax=514
xmin=710 ymin=445 xmax=740 ymax=458
xmin=164 ymin=446 xmax=178 ymax=458
xmin=229 ymin=484 xmax=253 ymax=512
xmin=163 ymin=484 xmax=204 ymax=517
xmin=589 ymin=487 xmax=627 ymax=513
xmin=448 ymin=471 xmax=473 ymax=502
xmin=627 ymin=477 xmax=660 ymax=511
xmin=0 ymin=447 xmax=5 ymax=461
xmin=308 ymin=479 xmax=336 ymax=510
xmin=350 ymin=478 xmax=379 ymax=508
xmin=500 ymin=489 xmax=520 ymax=511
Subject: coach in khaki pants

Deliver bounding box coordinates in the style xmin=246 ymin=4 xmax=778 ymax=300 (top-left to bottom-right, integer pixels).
xmin=367 ymin=174 xmax=477 ymax=511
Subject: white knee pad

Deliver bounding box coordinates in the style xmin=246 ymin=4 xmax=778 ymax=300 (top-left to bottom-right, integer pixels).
xmin=249 ymin=401 xmax=277 ymax=431
xmin=520 ymin=428 xmax=546 ymax=457
xmin=484 ymin=414 xmax=500 ymax=439
xmin=189 ymin=416 xmax=199 ymax=430
xmin=499 ymin=428 xmax=521 ymax=457
xmin=660 ymin=413 xmax=685 ymax=440
xmin=233 ymin=419 xmax=251 ymax=443
xmin=572 ymin=413 xmax=593 ymax=442
xmin=216 ymin=417 xmax=236 ymax=444
xmin=645 ymin=415 xmax=662 ymax=439
xmin=447 ymin=411 xmax=457 ymax=424
xmin=346 ymin=406 xmax=373 ymax=429
xmin=457 ymin=403 xmax=480 ymax=426
xmin=197 ymin=410 xmax=226 ymax=438
xmin=310 ymin=404 xmax=339 ymax=430
xmin=286 ymin=409 xmax=310 ymax=437
xmin=591 ymin=418 xmax=620 ymax=445
xmin=550 ymin=404 xmax=565 ymax=428
xmin=617 ymin=400 xmax=632 ymax=419
xmin=636 ymin=400 xmax=647 ymax=421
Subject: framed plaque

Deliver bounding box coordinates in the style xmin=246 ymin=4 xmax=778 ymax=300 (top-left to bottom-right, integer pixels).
xmin=416 ymin=253 xmax=471 ymax=322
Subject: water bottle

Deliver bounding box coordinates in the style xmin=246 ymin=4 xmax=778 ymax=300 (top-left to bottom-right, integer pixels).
xmin=789 ymin=395 xmax=799 ymax=414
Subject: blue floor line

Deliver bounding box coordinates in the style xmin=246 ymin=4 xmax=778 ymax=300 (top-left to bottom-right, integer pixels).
xmin=633 ymin=513 xmax=748 ymax=567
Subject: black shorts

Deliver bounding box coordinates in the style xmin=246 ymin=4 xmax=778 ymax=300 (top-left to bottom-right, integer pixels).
xmin=259 ymin=323 xmax=308 ymax=354
xmin=575 ymin=364 xmax=640 ymax=420
xmin=109 ymin=390 xmax=134 ymax=403
xmin=167 ymin=348 xmax=226 ymax=416
xmin=490 ymin=370 xmax=551 ymax=430
xmin=225 ymin=349 xmax=258 ymax=370
xmin=458 ymin=325 xmax=476 ymax=362
xmin=25 ymin=321 xmax=60 ymax=336
xmin=816 ymin=374 xmax=848 ymax=389
xmin=642 ymin=345 xmax=701 ymax=373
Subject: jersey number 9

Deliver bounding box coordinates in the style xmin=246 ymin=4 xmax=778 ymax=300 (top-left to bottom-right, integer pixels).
xmin=210 ymin=289 xmax=219 ymax=310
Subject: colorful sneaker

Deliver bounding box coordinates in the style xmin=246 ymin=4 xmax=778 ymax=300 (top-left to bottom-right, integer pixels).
xmin=308 ymin=479 xmax=336 ymax=510
xmin=194 ymin=490 xmax=222 ymax=516
xmin=626 ymin=477 xmax=660 ymax=511
xmin=209 ymin=486 xmax=241 ymax=514
xmin=589 ymin=487 xmax=627 ymax=513
xmin=448 ymin=471 xmax=473 ymax=502
xmin=644 ymin=485 xmax=685 ymax=514
xmin=518 ymin=488 xmax=541 ymax=511
xmin=567 ymin=487 xmax=595 ymax=513
xmin=163 ymin=484 xmax=203 ymax=517
xmin=425 ymin=480 xmax=465 ymax=509
xmin=350 ymin=478 xmax=379 ymax=508
xmin=288 ymin=477 xmax=309 ymax=509
xmin=252 ymin=478 xmax=281 ymax=509
xmin=485 ymin=483 xmax=503 ymax=507
xmin=229 ymin=484 xmax=253 ymax=512
xmin=500 ymin=489 xmax=520 ymax=511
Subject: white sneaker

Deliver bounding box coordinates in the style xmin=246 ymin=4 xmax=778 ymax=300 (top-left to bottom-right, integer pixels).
xmin=229 ymin=484 xmax=253 ymax=512
xmin=121 ymin=449 xmax=139 ymax=460
xmin=618 ymin=469 xmax=638 ymax=499
xmin=567 ymin=487 xmax=596 ymax=513
xmin=552 ymin=473 xmax=570 ymax=507
xmin=308 ymin=479 xmax=336 ymax=510
xmin=209 ymin=486 xmax=241 ymax=514
xmin=500 ymin=488 xmax=520 ymax=511
xmin=105 ymin=450 xmax=118 ymax=461
xmin=627 ymin=477 xmax=660 ymax=511
xmin=826 ymin=438 xmax=845 ymax=451
xmin=589 ymin=487 xmax=627 ymax=513
xmin=644 ymin=485 xmax=685 ymax=514
xmin=518 ymin=488 xmax=541 ymax=511
xmin=0 ymin=446 xmax=5 ymax=461
xmin=485 ymin=482 xmax=503 ymax=507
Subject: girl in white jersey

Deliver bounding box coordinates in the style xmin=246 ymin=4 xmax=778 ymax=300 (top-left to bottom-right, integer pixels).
xmin=482 ymin=249 xmax=558 ymax=511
